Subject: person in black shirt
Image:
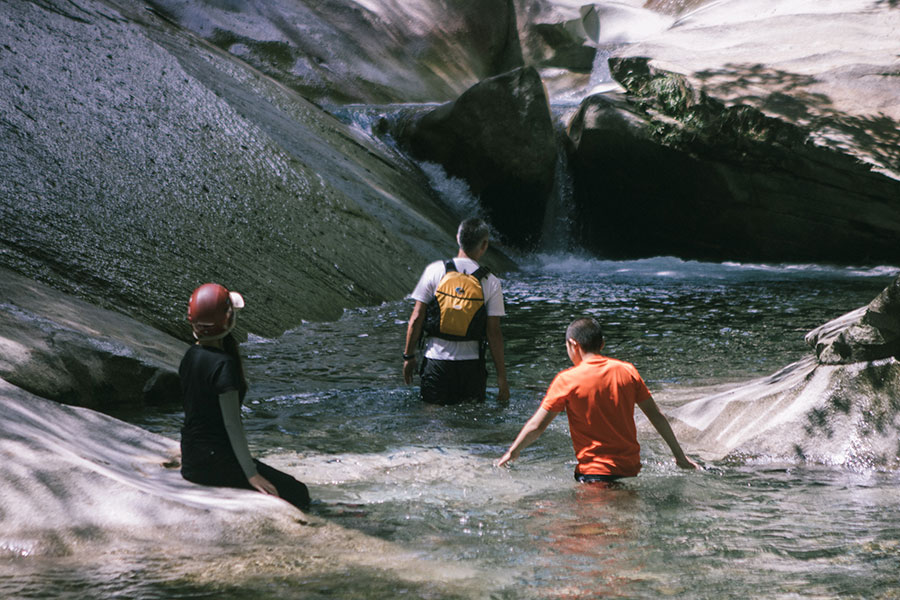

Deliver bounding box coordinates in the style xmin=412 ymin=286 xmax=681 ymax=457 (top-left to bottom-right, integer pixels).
xmin=180 ymin=283 xmax=310 ymax=511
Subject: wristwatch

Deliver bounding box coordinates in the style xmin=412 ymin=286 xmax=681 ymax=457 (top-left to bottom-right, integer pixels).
xmin=403 ymin=353 xmax=415 ymax=360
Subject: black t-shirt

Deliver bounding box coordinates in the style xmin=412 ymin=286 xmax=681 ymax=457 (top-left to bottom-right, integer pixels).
xmin=179 ymin=344 xmax=242 ymax=463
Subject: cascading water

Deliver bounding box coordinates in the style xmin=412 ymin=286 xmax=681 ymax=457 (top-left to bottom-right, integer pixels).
xmin=538 ymin=122 xmax=577 ymax=254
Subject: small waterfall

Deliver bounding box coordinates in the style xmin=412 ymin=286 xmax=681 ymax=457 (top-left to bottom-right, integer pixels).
xmin=538 ymin=124 xmax=577 ymax=253
xmin=418 ymin=161 xmax=483 ymax=220
xmin=586 ymin=47 xmax=622 ymax=95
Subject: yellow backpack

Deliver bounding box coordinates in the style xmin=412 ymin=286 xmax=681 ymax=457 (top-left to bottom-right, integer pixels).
xmin=423 ymin=261 xmax=490 ymax=341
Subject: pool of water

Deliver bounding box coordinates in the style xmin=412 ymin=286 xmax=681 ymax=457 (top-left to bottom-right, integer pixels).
xmin=8 ymin=256 xmax=900 ymax=599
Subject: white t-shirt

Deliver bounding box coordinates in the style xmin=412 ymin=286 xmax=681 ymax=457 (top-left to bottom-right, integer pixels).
xmin=411 ymin=257 xmax=505 ymax=361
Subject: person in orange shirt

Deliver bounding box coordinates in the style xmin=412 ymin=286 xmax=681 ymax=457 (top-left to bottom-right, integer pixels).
xmin=498 ymin=317 xmax=697 ymax=482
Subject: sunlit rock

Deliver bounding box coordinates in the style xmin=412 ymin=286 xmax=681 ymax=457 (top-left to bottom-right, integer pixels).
xmin=146 ymin=0 xmax=523 ymax=103
xmin=390 ymin=67 xmax=557 ymax=248
xmin=669 ymin=275 xmax=900 ymax=467
xmin=0 ymin=381 xmax=496 ymax=595
xmin=810 ymin=274 xmax=900 ymax=365
xmin=565 ymin=57 xmax=900 ymax=263
xmin=565 ymin=0 xmax=900 ymax=264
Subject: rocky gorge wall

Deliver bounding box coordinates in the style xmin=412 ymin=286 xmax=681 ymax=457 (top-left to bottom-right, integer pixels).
xmin=2 ymin=0 xmax=898 ymax=400
xmin=3 ymin=0 xmax=900 ymax=577
xmin=1 ymin=0 xmax=522 ymax=342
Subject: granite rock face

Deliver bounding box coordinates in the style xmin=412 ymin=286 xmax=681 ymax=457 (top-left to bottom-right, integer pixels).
xmin=146 ymin=0 xmax=523 ymax=104
xmin=0 ymin=267 xmax=186 ymax=410
xmin=560 ymin=0 xmax=900 ymax=264
xmin=391 ymin=67 xmax=557 ymax=248
xmin=0 ymin=0 xmax=513 ymax=341
xmin=566 ymin=57 xmax=900 ymax=263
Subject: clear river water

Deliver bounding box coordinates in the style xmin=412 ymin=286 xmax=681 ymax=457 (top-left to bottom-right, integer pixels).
xmin=5 ymin=255 xmax=900 ymax=599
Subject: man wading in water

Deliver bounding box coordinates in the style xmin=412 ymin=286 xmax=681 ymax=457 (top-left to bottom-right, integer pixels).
xmin=498 ymin=317 xmax=697 ymax=482
xmin=402 ymin=218 xmax=510 ymax=405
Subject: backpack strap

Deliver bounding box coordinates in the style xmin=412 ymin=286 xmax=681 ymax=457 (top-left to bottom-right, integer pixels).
xmin=444 ymin=260 xmax=457 ymax=273
xmin=472 ymin=265 xmax=490 ymax=280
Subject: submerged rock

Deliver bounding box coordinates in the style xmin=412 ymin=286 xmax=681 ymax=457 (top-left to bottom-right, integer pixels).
xmin=669 ymin=275 xmax=900 ymax=467
xmin=391 ymin=66 xmax=557 ymax=248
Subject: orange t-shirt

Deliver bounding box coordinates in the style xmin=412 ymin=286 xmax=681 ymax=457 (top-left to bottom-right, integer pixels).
xmin=540 ymin=355 xmax=651 ymax=476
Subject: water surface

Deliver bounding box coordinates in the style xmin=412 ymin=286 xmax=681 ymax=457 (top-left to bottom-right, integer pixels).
xmin=9 ymin=257 xmax=900 ymax=599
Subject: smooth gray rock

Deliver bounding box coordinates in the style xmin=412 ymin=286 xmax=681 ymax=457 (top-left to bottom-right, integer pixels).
xmin=565 ymin=58 xmax=900 ymax=263
xmin=0 ymin=267 xmax=186 ymax=410
xmin=0 ymin=0 xmax=514 ymax=340
xmin=146 ymin=0 xmax=523 ymax=104
xmin=561 ymin=0 xmax=900 ymax=264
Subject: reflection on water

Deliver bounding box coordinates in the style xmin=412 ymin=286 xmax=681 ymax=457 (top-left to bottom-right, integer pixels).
xmin=9 ymin=257 xmax=900 ymax=599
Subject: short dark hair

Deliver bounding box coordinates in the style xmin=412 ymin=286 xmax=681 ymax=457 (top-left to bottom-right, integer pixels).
xmin=457 ymin=218 xmax=490 ymax=254
xmin=566 ymin=318 xmax=605 ymax=353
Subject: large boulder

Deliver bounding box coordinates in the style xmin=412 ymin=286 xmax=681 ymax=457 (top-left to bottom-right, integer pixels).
xmin=0 ymin=0 xmax=514 ymax=341
xmin=668 ymin=275 xmax=900 ymax=467
xmin=146 ymin=0 xmax=523 ymax=104
xmin=0 ymin=267 xmax=186 ymax=410
xmin=566 ymin=59 xmax=900 ymax=263
xmin=391 ymin=67 xmax=557 ymax=248
xmin=563 ymin=0 xmax=900 ymax=264
xmin=809 ymin=275 xmax=900 ymax=365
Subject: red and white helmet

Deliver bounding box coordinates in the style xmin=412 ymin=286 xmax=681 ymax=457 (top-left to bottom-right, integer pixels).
xmin=187 ymin=283 xmax=245 ymax=340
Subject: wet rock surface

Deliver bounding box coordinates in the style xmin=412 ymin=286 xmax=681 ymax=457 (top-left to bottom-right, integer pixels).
xmin=671 ymin=275 xmax=900 ymax=467
xmin=0 ymin=380 xmax=495 ymax=596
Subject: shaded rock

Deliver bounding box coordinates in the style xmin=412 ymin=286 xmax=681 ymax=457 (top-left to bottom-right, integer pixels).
xmin=810 ymin=274 xmax=900 ymax=365
xmin=391 ymin=67 xmax=557 ymax=248
xmin=0 ymin=0 xmax=514 ymax=340
xmin=0 ymin=267 xmax=186 ymax=410
xmin=566 ymin=58 xmax=900 ymax=263
xmin=147 ymin=0 xmax=523 ymax=104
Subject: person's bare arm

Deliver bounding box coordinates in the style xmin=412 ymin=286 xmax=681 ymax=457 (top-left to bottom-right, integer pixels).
xmin=637 ymin=396 xmax=698 ymax=469
xmin=403 ymin=301 xmax=426 ymax=384
xmin=497 ymin=407 xmax=559 ymax=467
xmin=485 ymin=315 xmax=510 ymax=404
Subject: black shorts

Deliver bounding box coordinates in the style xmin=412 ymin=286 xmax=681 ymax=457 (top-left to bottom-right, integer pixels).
xmin=574 ymin=470 xmax=625 ymax=484
xmin=420 ymin=357 xmax=487 ymax=405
